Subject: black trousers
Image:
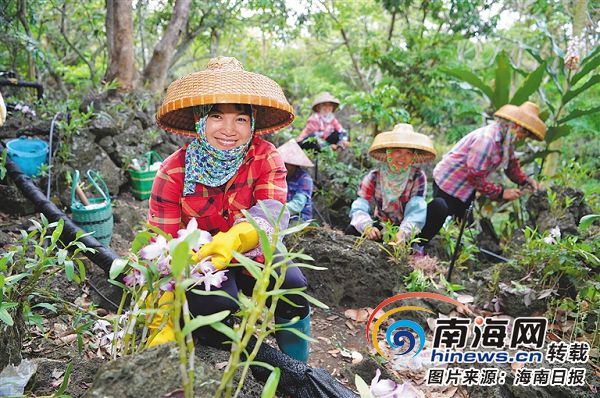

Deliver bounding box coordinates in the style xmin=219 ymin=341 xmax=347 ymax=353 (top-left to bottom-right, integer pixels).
xmin=344 ymin=197 xmax=448 ymax=245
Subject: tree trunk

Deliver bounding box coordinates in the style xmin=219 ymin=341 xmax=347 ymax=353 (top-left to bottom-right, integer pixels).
xmin=104 ymin=0 xmax=135 ymax=92
xmin=142 ymin=0 xmax=192 ymax=92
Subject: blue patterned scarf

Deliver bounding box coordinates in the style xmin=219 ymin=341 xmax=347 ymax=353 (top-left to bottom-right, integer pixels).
xmin=183 ymin=105 xmax=255 ymax=196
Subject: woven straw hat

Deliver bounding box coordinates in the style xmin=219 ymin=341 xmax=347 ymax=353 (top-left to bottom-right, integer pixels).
xmin=156 ymin=57 xmax=294 ymax=136
xmin=494 ymin=101 xmax=546 ymax=140
xmin=311 ymin=92 xmax=340 ymax=113
xmin=368 ymin=123 xmax=436 ymax=163
xmin=277 ymin=139 xmax=314 ymax=168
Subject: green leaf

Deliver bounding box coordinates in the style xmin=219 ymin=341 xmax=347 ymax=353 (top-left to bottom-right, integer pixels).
xmin=442 ymin=67 xmax=494 ymax=100
xmin=210 ymin=321 xmax=240 ymax=343
xmin=557 ymin=105 xmax=600 ymax=124
xmin=579 ymin=45 xmax=600 ymax=68
xmin=571 ymin=53 xmax=600 ymax=85
xmin=355 ymin=374 xmax=374 ymax=398
xmin=190 ymin=289 xmax=240 ymax=307
xmin=510 ymin=62 xmax=546 ymax=105
xmin=181 ymin=310 xmax=230 ymax=336
xmin=51 ymin=219 xmax=64 ymax=245
xmin=0 ymin=308 xmax=14 ymax=326
xmin=64 ymin=260 xmax=75 ymax=281
xmin=54 ymin=362 xmax=73 ymax=396
xmin=132 ymin=231 xmax=153 ymax=253
xmin=284 ymin=290 xmax=329 ymax=310
xmin=33 ymin=302 xmax=58 ymax=313
xmin=261 ymin=368 xmax=281 ymax=398
xmin=493 ymin=50 xmax=511 ymax=108
xmin=231 ymin=252 xmax=262 ymax=280
xmin=281 ymin=221 xmax=311 ymax=236
xmin=170 ymin=240 xmax=189 ymax=278
xmin=579 ymin=214 xmax=600 ymax=231
xmin=545 ymin=125 xmax=572 ymax=143
xmin=109 ymin=258 xmax=128 ymax=280
xmin=562 ymin=74 xmax=600 ymax=105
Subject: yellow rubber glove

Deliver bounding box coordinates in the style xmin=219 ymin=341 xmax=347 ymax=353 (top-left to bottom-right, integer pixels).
xmin=147 ymin=291 xmax=175 ymax=347
xmin=197 ymin=222 xmax=259 ymax=270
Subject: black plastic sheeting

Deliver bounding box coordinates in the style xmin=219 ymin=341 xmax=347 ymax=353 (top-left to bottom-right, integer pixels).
xmin=3 ymin=151 xmax=118 ymax=274
xmin=5 ymin=149 xmax=360 ymax=398
xmin=246 ymin=336 xmax=359 ymax=398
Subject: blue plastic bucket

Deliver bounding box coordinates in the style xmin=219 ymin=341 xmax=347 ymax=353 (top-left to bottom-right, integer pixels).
xmin=6 ymin=137 xmax=48 ymax=176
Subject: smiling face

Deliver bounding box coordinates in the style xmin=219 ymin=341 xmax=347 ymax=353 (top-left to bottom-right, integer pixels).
xmin=204 ymin=104 xmax=253 ymax=150
xmin=386 ymin=148 xmax=415 ymax=172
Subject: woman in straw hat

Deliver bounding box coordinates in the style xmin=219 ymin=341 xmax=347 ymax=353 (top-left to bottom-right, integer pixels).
xmin=147 ymin=57 xmax=311 ymax=362
xmin=428 ymin=101 xmax=546 ymax=241
xmin=296 ymin=91 xmax=349 ymax=151
xmin=277 ymin=139 xmax=315 ymax=222
xmin=345 ymin=124 xmax=446 ymax=253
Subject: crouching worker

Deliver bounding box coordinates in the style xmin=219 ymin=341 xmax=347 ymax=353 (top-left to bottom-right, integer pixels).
xmin=345 ymin=124 xmax=445 ymax=254
xmin=277 ymin=139 xmax=314 ymax=222
xmin=427 ymin=101 xmax=546 ymax=241
xmin=296 ymin=92 xmax=349 ymax=152
xmin=147 ymin=57 xmax=311 ymax=362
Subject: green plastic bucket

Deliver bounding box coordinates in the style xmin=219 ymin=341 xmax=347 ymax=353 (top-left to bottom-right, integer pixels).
xmin=71 ymin=170 xmax=113 ymax=246
xmin=128 ymin=151 xmax=163 ymax=200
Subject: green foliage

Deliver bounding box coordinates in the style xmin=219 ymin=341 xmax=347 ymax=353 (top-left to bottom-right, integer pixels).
xmin=0 ymin=215 xmax=94 ymax=337
xmin=404 ymin=270 xmax=431 ymax=292
xmin=518 ymin=226 xmax=599 ymax=297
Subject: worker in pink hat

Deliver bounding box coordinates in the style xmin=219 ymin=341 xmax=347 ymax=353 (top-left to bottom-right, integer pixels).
xmin=296 ymin=92 xmax=349 ymax=152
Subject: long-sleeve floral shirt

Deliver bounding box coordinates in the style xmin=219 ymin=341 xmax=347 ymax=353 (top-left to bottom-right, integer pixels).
xmin=433 ymin=122 xmax=528 ymax=202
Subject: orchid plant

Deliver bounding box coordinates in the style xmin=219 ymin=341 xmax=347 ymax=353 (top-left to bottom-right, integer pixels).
xmin=355 ymin=369 xmax=420 ymax=398
xmin=108 ymin=218 xmax=231 ymax=398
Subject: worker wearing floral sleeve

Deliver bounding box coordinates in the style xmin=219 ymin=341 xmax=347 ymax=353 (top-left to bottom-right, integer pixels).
xmin=426 ymin=102 xmax=546 ymax=241
xmin=345 ymin=124 xmax=446 ymax=255
xmin=147 ymin=57 xmax=311 ymax=362
xmin=277 ymin=139 xmax=315 ymax=222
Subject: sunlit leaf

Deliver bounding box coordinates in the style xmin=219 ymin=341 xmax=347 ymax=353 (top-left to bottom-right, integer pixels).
xmin=493 ymin=50 xmax=511 ymax=108
xmin=261 ymin=368 xmax=280 ymax=398
xmin=557 ymin=105 xmax=600 ymax=125
xmin=181 ymin=310 xmax=230 ymax=336
xmin=442 ymin=67 xmax=494 ymax=100
xmin=562 ymin=74 xmax=600 ymax=105
xmin=510 ymin=62 xmax=546 ymax=105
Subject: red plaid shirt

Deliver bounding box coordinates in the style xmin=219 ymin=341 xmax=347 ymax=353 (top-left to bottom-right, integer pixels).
xmin=148 ymin=137 xmax=287 ymax=236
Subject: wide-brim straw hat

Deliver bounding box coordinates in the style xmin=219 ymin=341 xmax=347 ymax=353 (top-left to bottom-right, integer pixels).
xmin=277 ymin=139 xmax=314 ymax=168
xmin=368 ymin=123 xmax=437 ymax=163
xmin=311 ymin=92 xmax=340 ymax=113
xmin=156 ymin=57 xmax=294 ymax=136
xmin=494 ymin=101 xmax=546 ymax=140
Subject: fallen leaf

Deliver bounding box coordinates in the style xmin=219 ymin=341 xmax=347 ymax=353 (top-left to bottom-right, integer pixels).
xmin=345 ymin=320 xmax=356 ymax=330
xmin=351 ymin=351 xmax=363 ymax=364
xmin=59 ymin=334 xmax=77 ymax=344
xmin=344 ymin=308 xmax=369 ymax=322
xmin=511 ymin=362 xmax=524 ymax=374
xmin=51 ymin=368 xmax=64 ymax=380
xmin=317 ymin=336 xmax=331 ymax=344
xmin=326 ymin=315 xmax=340 ymax=321
xmin=215 ymin=361 xmax=228 ymax=370
xmin=456 ymin=294 xmax=474 ymax=304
